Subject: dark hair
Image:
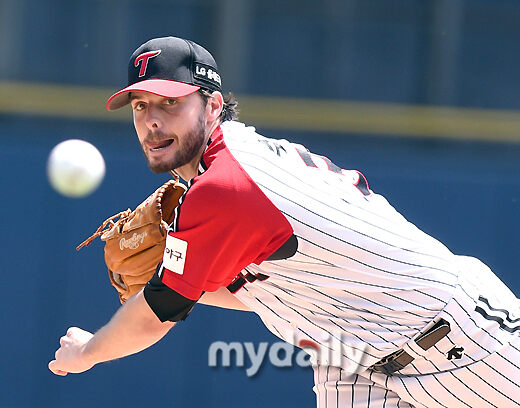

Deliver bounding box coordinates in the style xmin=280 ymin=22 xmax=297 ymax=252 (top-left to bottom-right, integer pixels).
xmin=198 ymin=89 xmax=239 ymax=122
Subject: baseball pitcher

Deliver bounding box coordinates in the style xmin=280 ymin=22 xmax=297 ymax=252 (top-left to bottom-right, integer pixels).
xmin=49 ymin=37 xmax=520 ymax=408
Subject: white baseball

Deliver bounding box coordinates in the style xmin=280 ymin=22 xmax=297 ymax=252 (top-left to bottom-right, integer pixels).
xmin=47 ymin=139 xmax=105 ymax=198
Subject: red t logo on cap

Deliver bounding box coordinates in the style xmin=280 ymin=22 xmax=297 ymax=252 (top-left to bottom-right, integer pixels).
xmin=134 ymin=50 xmax=161 ymax=77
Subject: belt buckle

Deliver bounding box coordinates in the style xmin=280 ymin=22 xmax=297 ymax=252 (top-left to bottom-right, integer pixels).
xmin=370 ymin=318 xmax=451 ymax=375
xmin=415 ymin=318 xmax=450 ymax=351
xmin=370 ymin=349 xmax=410 ymax=375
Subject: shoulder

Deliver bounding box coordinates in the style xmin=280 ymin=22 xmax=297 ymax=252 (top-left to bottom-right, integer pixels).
xmin=220 ymin=121 xmax=273 ymax=155
xmin=181 ymin=151 xmax=264 ymax=223
xmin=192 ymin=123 xmax=267 ymax=197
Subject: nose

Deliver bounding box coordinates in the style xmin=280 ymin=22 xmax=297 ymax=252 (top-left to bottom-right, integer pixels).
xmin=144 ymin=106 xmax=162 ymax=130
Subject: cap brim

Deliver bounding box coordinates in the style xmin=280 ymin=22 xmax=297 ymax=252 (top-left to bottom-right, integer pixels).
xmin=106 ymin=79 xmax=200 ymax=111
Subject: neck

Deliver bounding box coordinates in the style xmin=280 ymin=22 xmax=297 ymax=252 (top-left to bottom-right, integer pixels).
xmin=174 ymin=120 xmax=221 ymax=181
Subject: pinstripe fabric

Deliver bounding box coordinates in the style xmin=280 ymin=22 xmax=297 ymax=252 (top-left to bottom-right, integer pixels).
xmin=365 ymin=257 xmax=520 ymax=408
xmin=218 ymin=122 xmax=520 ymax=407
xmin=313 ymin=366 xmax=414 ymax=408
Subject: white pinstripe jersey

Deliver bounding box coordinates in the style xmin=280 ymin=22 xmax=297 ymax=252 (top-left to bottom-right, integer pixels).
xmin=161 ymin=120 xmax=519 ymax=406
xmin=217 ymin=121 xmax=464 ymax=373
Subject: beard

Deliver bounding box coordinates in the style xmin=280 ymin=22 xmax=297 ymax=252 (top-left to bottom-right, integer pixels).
xmin=141 ymin=112 xmax=207 ymax=174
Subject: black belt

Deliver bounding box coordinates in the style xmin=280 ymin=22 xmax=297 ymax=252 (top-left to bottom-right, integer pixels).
xmin=370 ymin=318 xmax=451 ymax=375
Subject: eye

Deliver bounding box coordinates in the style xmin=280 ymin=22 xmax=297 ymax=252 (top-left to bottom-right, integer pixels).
xmin=132 ymin=102 xmax=146 ymax=111
xmin=165 ymin=98 xmax=177 ymax=106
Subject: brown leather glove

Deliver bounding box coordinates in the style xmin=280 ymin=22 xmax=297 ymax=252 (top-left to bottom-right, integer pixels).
xmin=77 ymin=179 xmax=186 ymax=303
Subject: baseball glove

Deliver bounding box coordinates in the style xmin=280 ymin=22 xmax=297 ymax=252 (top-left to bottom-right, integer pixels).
xmin=77 ymin=178 xmax=186 ymax=303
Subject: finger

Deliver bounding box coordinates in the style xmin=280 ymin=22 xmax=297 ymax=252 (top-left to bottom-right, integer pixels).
xmin=48 ymin=360 xmax=68 ymax=376
xmin=59 ymin=336 xmax=68 ymax=346
xmin=66 ymin=327 xmax=76 ymax=337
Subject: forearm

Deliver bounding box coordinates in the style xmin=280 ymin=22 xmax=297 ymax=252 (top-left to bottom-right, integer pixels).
xmin=85 ymin=290 xmax=175 ymax=365
xmin=49 ymin=289 xmax=175 ymax=376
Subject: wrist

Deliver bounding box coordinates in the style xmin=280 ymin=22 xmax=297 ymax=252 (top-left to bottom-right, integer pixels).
xmin=81 ymin=335 xmax=100 ymax=368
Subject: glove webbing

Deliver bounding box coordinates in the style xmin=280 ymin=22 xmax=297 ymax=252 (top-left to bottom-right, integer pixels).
xmin=76 ymin=209 xmax=132 ymax=251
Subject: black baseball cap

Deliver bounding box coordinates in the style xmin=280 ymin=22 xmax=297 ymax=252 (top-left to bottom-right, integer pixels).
xmin=107 ymin=36 xmax=222 ymax=111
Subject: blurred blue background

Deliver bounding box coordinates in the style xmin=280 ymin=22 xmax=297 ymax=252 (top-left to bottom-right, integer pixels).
xmin=1 ymin=1 xmax=519 ymax=407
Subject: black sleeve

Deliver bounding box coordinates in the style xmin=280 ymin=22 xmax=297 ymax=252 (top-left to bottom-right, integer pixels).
xmin=143 ymin=265 xmax=201 ymax=322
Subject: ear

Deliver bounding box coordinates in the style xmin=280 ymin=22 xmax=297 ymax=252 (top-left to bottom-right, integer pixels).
xmin=205 ymin=91 xmax=224 ymax=123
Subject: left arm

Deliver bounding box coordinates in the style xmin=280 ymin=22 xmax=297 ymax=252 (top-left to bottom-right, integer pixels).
xmin=48 ymin=289 xmax=175 ymax=376
xmin=198 ymin=286 xmax=252 ymax=311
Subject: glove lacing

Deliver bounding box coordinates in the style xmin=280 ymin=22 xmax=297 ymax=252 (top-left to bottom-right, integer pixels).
xmin=76 ymin=172 xmax=179 ymax=251
xmin=76 ymin=209 xmax=132 ymax=250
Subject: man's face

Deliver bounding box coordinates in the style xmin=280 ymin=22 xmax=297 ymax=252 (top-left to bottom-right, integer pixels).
xmin=130 ymin=91 xmax=207 ymax=174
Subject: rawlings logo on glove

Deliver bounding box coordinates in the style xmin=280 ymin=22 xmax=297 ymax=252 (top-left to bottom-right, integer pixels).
xmin=77 ymin=178 xmax=186 ymax=303
xmin=119 ymin=232 xmax=148 ymax=250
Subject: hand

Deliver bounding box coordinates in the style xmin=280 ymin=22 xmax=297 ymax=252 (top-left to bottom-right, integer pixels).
xmin=48 ymin=327 xmax=95 ymax=376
